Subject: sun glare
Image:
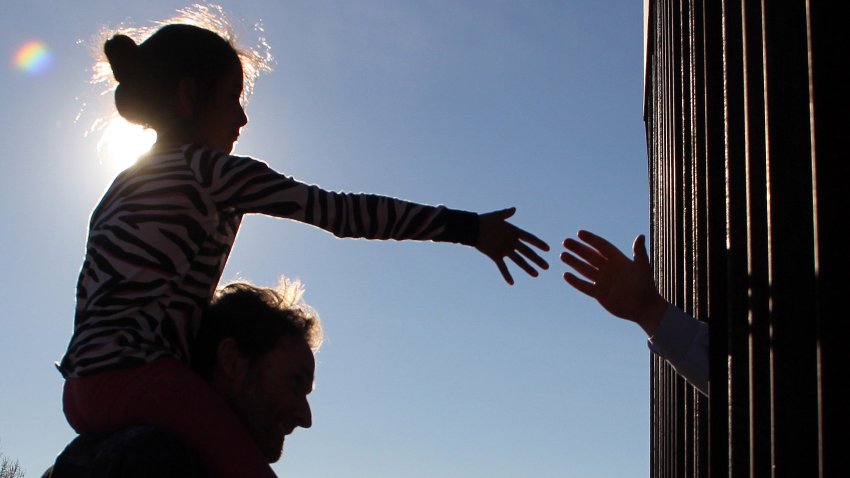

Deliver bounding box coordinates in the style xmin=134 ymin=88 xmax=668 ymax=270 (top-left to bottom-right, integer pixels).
xmin=97 ymin=117 xmax=157 ymax=172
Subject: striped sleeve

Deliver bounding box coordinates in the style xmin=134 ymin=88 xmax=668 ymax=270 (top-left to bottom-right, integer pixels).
xmin=185 ymin=146 xmax=479 ymax=245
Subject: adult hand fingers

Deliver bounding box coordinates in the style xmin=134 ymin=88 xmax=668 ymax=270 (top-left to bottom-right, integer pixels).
xmin=560 ymin=251 xmax=598 ymax=281
xmin=563 ymin=237 xmax=606 ymax=268
xmin=632 ymin=234 xmax=650 ymax=266
xmin=577 ymin=230 xmax=623 ymax=260
xmin=563 ymin=272 xmax=595 ymax=297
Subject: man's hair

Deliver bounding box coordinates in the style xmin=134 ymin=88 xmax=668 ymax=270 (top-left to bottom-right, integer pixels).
xmin=192 ymin=278 xmax=323 ymax=380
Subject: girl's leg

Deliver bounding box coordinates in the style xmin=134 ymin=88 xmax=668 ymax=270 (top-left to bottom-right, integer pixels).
xmin=64 ymin=358 xmax=277 ymax=478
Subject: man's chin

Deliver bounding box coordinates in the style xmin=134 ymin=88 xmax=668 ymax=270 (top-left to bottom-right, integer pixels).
xmin=263 ymin=437 xmax=285 ymax=463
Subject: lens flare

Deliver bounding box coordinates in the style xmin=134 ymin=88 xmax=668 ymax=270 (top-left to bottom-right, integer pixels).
xmin=14 ymin=40 xmax=54 ymax=75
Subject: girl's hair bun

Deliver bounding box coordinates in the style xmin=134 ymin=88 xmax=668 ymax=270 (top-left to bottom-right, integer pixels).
xmin=104 ymin=34 xmax=140 ymax=84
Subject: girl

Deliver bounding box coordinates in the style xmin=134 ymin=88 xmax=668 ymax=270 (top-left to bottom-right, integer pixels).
xmin=59 ymin=21 xmax=548 ymax=477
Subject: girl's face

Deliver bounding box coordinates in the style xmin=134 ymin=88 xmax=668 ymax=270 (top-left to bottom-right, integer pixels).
xmin=195 ymin=65 xmax=248 ymax=154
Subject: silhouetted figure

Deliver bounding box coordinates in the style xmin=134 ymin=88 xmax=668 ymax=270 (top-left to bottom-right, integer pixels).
xmin=48 ymin=280 xmax=320 ymax=477
xmin=56 ymin=13 xmax=549 ymax=478
xmin=561 ymin=230 xmax=708 ymax=395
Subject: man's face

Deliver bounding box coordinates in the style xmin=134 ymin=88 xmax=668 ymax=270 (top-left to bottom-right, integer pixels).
xmin=230 ymin=336 xmax=315 ymax=462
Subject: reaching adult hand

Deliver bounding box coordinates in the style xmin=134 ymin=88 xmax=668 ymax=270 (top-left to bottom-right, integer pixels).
xmin=560 ymin=230 xmax=666 ymax=336
xmin=475 ymin=208 xmax=549 ymax=285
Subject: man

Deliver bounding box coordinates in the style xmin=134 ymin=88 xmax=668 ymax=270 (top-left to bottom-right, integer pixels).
xmin=46 ymin=279 xmax=322 ymax=477
xmin=560 ymin=230 xmax=709 ymax=396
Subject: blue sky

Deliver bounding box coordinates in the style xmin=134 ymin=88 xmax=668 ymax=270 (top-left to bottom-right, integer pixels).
xmin=0 ymin=1 xmax=651 ymax=476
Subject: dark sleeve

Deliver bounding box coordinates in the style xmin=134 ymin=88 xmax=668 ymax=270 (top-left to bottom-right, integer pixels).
xmin=50 ymin=427 xmax=209 ymax=478
xmin=186 ymin=146 xmax=479 ymax=246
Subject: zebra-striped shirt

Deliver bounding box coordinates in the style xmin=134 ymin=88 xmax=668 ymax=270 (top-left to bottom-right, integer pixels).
xmin=58 ymin=144 xmax=478 ymax=378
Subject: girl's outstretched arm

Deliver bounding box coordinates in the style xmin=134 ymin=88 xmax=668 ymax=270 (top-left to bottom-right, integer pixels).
xmin=188 ymin=147 xmax=549 ymax=284
xmin=475 ymin=207 xmax=550 ymax=285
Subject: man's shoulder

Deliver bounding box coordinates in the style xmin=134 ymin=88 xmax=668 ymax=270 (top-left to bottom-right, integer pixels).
xmin=45 ymin=426 xmax=208 ymax=478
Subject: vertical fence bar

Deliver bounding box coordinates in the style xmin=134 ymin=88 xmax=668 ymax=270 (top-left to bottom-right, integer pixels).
xmin=699 ymin=0 xmax=729 ymax=475
xmin=688 ymin=1 xmax=710 ymax=476
xmin=739 ymin=1 xmax=771 ymax=475
xmin=718 ymin=0 xmax=752 ymax=475
xmin=760 ymin=1 xmax=819 ymax=475
xmin=808 ymin=2 xmax=850 ymax=477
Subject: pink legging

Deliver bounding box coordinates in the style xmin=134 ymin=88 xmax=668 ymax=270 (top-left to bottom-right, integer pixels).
xmin=63 ymin=358 xmax=277 ymax=478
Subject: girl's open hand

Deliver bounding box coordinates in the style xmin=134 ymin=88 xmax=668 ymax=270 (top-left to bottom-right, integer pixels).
xmin=475 ymin=208 xmax=549 ymax=285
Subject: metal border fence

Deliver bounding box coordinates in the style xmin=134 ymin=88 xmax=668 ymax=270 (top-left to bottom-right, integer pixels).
xmin=643 ymin=1 xmax=847 ymax=476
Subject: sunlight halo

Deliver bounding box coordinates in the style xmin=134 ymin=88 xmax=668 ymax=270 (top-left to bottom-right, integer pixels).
xmin=96 ymin=116 xmax=156 ymax=172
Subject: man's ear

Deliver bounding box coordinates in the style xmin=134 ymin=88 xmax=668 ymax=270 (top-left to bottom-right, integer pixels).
xmin=176 ymin=77 xmax=198 ymax=116
xmin=215 ymin=337 xmax=248 ymax=387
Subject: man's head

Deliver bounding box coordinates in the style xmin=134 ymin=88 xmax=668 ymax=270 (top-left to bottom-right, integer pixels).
xmin=193 ymin=279 xmax=323 ymax=462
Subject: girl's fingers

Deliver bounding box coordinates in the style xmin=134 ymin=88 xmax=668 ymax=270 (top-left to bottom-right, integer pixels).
xmin=519 ymin=229 xmax=550 ymax=251
xmin=494 ymin=207 xmax=516 ymax=220
xmin=507 ymin=251 xmax=538 ymax=277
xmin=517 ymin=242 xmax=549 ymax=270
xmin=495 ymin=259 xmax=514 ymax=285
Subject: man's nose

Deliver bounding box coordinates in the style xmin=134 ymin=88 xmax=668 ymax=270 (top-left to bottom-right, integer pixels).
xmin=297 ymin=397 xmax=312 ymax=429
xmin=238 ymin=106 xmax=248 ymax=127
